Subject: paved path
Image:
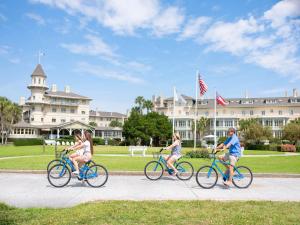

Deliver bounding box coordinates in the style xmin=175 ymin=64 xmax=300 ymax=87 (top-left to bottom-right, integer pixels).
xmin=0 ymin=173 xmax=299 ymax=208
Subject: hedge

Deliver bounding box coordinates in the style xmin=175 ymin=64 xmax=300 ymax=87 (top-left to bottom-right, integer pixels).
xmin=12 ymin=138 xmax=43 ymax=146
xmin=185 ymin=149 xmax=210 ymax=158
xmin=245 ymin=144 xmax=270 ymax=150
xmin=181 ymin=140 xmax=201 ymax=148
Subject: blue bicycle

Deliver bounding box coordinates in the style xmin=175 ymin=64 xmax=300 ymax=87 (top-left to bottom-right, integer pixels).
xmin=47 ymin=149 xmax=108 ymax=188
xmin=144 ymin=148 xmax=194 ymax=180
xmin=196 ymin=150 xmax=253 ymax=189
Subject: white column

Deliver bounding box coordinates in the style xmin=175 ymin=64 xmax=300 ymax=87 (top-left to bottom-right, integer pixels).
xmin=57 ymin=129 xmax=60 ymax=139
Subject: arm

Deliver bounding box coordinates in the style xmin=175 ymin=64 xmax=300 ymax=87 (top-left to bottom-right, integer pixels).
xmin=71 ymin=142 xmax=85 ymax=150
xmin=165 ymin=140 xmax=179 ymax=150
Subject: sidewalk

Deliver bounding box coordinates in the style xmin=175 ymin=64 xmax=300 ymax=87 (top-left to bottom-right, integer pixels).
xmin=0 ymin=173 xmax=299 ymax=208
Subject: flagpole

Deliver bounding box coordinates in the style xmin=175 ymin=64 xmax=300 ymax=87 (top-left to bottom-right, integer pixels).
xmin=214 ymin=89 xmax=217 ymax=149
xmin=193 ymin=71 xmax=198 ymax=150
xmin=173 ymin=86 xmax=176 ymax=136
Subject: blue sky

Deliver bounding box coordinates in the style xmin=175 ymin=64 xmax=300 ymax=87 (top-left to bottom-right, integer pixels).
xmin=0 ymin=0 xmax=299 ymax=113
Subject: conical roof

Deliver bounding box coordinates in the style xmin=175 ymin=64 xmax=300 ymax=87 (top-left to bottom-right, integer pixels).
xmin=31 ymin=64 xmax=46 ymax=77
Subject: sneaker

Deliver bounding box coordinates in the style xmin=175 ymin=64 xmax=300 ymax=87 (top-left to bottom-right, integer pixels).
xmin=72 ymin=171 xmax=79 ymax=175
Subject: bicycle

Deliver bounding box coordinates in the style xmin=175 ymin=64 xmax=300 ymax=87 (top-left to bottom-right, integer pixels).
xmin=195 ymin=149 xmax=253 ymax=189
xmin=47 ymin=149 xmax=108 ymax=188
xmin=46 ymin=149 xmax=96 ymax=172
xmin=144 ymin=148 xmax=194 ymax=181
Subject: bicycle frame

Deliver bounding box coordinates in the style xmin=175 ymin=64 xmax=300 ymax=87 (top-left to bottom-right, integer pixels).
xmin=154 ymin=154 xmax=183 ymax=175
xmin=208 ymin=155 xmax=244 ymax=180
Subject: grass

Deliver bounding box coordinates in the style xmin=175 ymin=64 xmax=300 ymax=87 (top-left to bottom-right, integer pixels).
xmin=0 ymin=154 xmax=300 ymax=173
xmin=0 ymin=145 xmax=284 ymax=158
xmin=1 ymin=201 xmax=300 ymax=225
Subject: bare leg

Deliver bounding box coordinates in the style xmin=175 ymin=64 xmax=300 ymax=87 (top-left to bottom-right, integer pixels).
xmin=167 ymin=156 xmax=178 ymax=175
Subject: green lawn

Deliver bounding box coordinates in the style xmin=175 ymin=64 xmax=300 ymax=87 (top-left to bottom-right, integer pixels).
xmin=1 ymin=154 xmax=300 ymax=173
xmin=0 ymin=145 xmax=284 ymax=157
xmin=1 ymin=201 xmax=300 ymax=225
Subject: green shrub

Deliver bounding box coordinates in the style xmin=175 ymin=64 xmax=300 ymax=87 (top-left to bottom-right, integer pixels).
xmin=181 ymin=140 xmax=201 ymax=148
xmin=245 ymin=143 xmax=270 ymax=150
xmin=93 ymin=138 xmax=105 ymax=145
xmin=269 ymin=143 xmax=281 ymax=152
xmin=296 ymin=146 xmax=300 ymax=152
xmin=185 ymin=149 xmax=209 ymax=158
xmin=12 ymin=138 xmax=43 ymax=146
xmin=218 ymin=136 xmax=227 ymax=144
xmin=108 ymin=138 xmax=121 ymax=146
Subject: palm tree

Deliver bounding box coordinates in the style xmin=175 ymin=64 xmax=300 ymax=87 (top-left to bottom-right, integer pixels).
xmin=143 ymin=100 xmax=154 ymax=113
xmin=135 ymin=96 xmax=145 ymax=114
xmin=0 ymin=97 xmax=10 ymax=144
xmin=5 ymin=103 xmax=22 ymax=144
xmin=192 ymin=117 xmax=209 ymax=140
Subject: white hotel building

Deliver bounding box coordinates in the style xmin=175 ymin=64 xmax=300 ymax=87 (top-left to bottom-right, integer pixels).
xmin=152 ymin=91 xmax=300 ymax=140
xmin=10 ymin=64 xmax=126 ymax=140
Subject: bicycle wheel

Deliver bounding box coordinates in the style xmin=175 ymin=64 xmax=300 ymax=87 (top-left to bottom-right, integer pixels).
xmin=47 ymin=163 xmax=71 ymax=188
xmin=144 ymin=161 xmax=164 ymax=180
xmin=196 ymin=166 xmax=218 ymax=189
xmin=232 ymin=166 xmax=253 ymax=189
xmin=85 ymin=164 xmax=108 ymax=188
xmin=176 ymin=161 xmax=194 ymax=180
xmin=47 ymin=159 xmax=63 ymax=172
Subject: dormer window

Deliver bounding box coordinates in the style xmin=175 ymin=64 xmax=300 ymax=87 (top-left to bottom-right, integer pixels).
xmin=240 ymin=100 xmax=254 ymax=104
xmin=289 ymin=98 xmax=300 ymax=103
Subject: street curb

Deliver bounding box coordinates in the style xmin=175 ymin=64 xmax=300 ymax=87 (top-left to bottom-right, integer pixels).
xmin=0 ymin=169 xmax=300 ymax=178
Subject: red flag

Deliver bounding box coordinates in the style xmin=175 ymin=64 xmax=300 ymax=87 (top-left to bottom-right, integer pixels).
xmin=198 ymin=74 xmax=208 ymax=96
xmin=216 ymin=92 xmax=228 ymax=106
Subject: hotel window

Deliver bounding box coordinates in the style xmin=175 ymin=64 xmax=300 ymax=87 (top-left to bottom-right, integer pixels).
xmin=61 ymin=119 xmax=66 ymax=123
xmin=21 ymin=129 xmax=24 ymax=134
xmin=32 ymin=107 xmax=35 ymax=111
xmin=81 ymin=118 xmax=86 ymax=121
xmin=31 ymin=118 xmax=34 ymax=121
xmin=179 ymin=121 xmax=186 ymax=127
xmin=186 ymin=112 xmax=189 ymax=116
xmin=270 ymin=109 xmax=273 ymax=113
xmin=279 ymin=110 xmax=282 ymax=115
xmin=52 ymin=108 xmax=57 ymax=113
xmin=33 ymin=96 xmax=35 ymax=100
xmin=52 ymin=118 xmax=56 ymax=123
xmin=231 ymin=111 xmax=234 ymax=115
xmin=38 ymin=78 xmax=41 ymax=84
xmin=41 ymin=118 xmax=44 ymax=122
xmin=70 ymin=119 xmax=75 ymax=122
xmin=81 ymin=111 xmax=86 ymax=115
xmin=261 ymin=111 xmax=265 ymax=116
xmin=290 ymin=110 xmax=294 ymax=115
xmin=242 ymin=111 xmax=246 ymax=116
xmin=70 ymin=109 xmax=75 ymax=114
xmin=61 ymin=108 xmax=66 ymax=113
xmin=205 ymin=112 xmax=209 ymax=116
xmin=250 ymin=110 xmax=253 ymax=116
xmin=34 ymin=78 xmax=36 ymax=84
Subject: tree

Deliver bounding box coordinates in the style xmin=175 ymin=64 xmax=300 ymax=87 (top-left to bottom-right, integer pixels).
xmin=134 ymin=96 xmax=145 ymax=114
xmin=283 ymin=123 xmax=300 ymax=144
xmin=123 ymin=110 xmax=172 ymax=146
xmin=110 ymin=120 xmax=123 ymax=128
xmin=243 ymin=123 xmax=272 ymax=143
xmin=143 ymin=100 xmax=154 ymax=113
xmin=89 ymin=121 xmax=97 ymax=127
xmin=191 ymin=117 xmax=209 ymax=140
xmin=0 ymin=97 xmax=22 ymax=144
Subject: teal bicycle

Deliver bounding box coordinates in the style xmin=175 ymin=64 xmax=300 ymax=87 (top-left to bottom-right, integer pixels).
xmin=47 ymin=149 xmax=108 ymax=188
xmin=196 ymin=150 xmax=253 ymax=189
xmin=144 ymin=148 xmax=194 ymax=180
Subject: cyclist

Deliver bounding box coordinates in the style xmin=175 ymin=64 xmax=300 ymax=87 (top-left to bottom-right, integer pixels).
xmin=68 ymin=133 xmax=84 ymax=164
xmin=216 ymin=127 xmax=241 ymax=186
xmin=69 ymin=131 xmax=94 ymax=175
xmin=163 ymin=133 xmax=182 ymax=176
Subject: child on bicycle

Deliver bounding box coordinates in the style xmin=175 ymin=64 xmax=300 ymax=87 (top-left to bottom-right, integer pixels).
xmin=69 ymin=130 xmax=94 ymax=175
xmin=68 ymin=133 xmax=84 ymax=164
xmin=163 ymin=133 xmax=182 ymax=176
xmin=216 ymin=127 xmax=241 ymax=187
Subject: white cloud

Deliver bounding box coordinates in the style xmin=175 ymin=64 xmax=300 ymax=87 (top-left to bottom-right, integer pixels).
xmin=26 ymin=12 xmax=46 ymax=25
xmin=178 ymin=16 xmax=210 ymax=40
xmin=30 ymin=0 xmax=184 ymax=36
xmin=54 ymin=17 xmax=72 ymax=34
xmin=61 ymin=34 xmax=117 ymax=58
xmin=152 ymin=7 xmax=184 ymax=36
xmin=0 ymin=45 xmax=10 ymax=54
xmin=76 ymin=61 xmax=144 ymax=84
xmin=9 ymin=58 xmax=21 ymax=64
xmin=196 ymin=0 xmax=300 ymax=80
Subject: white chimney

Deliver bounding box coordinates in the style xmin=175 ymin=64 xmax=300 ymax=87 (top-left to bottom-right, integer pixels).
xmin=284 ymin=90 xmax=288 ymax=97
xmin=65 ymin=85 xmax=70 ymax=93
xmin=19 ymin=97 xmax=25 ymax=106
xmin=293 ymin=88 xmax=298 ymax=97
xmin=51 ymin=84 xmax=57 ymax=92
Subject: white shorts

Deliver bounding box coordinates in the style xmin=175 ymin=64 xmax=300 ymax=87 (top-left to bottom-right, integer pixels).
xmin=170 ymin=154 xmax=181 ymax=161
xmin=76 ymin=150 xmax=83 ymax=156
xmin=223 ymin=153 xmax=239 ymax=166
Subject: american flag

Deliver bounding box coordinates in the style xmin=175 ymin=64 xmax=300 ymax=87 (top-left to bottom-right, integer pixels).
xmin=198 ymin=74 xmax=208 ymax=96
xmin=216 ymin=92 xmax=228 ymax=106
